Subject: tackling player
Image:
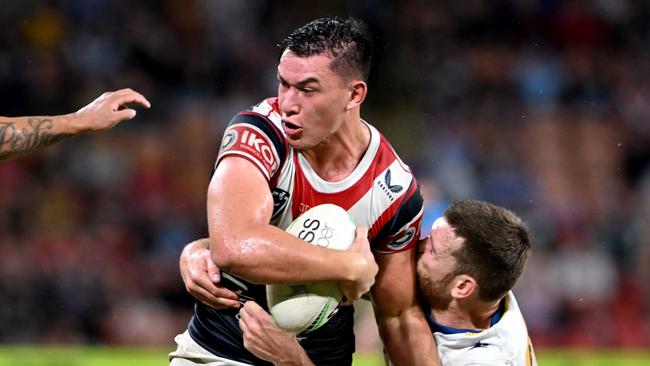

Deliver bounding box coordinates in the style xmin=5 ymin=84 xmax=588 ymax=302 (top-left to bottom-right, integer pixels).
xmin=0 ymin=88 xmax=150 ymax=160
xmin=170 ymin=18 xmax=439 ymax=365
xmin=233 ymin=200 xmax=537 ymax=365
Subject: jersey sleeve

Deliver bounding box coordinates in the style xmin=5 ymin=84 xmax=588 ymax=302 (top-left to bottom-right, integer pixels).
xmin=216 ymin=112 xmax=286 ymax=181
xmin=372 ymin=180 xmax=424 ymax=254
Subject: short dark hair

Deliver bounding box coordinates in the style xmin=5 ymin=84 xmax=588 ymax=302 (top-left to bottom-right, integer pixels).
xmin=444 ymin=200 xmax=531 ymax=302
xmin=278 ymin=17 xmax=373 ymax=81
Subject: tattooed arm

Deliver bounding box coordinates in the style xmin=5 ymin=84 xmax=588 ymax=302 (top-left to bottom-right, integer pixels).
xmin=0 ymin=88 xmax=150 ymax=160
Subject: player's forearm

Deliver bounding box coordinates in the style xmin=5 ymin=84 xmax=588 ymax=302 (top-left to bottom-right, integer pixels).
xmin=210 ymin=224 xmax=362 ymax=285
xmin=0 ymin=114 xmax=80 ymax=160
xmin=180 ymin=238 xmax=210 ymax=276
xmin=378 ymin=306 xmax=440 ymax=366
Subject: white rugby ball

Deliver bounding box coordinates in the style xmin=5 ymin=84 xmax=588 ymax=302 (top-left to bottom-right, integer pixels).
xmin=266 ymin=204 xmax=356 ymax=334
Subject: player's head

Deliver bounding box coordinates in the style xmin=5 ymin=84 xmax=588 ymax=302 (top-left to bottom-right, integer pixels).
xmin=278 ymin=17 xmax=373 ymax=82
xmin=417 ymin=200 xmax=531 ymax=310
xmin=276 ymin=18 xmax=374 ymax=149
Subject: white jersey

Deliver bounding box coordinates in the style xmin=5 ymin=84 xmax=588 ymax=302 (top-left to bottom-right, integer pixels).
xmin=430 ymin=292 xmax=537 ymax=366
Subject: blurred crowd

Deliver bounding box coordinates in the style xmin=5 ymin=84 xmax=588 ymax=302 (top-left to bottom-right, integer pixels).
xmin=0 ymin=0 xmax=649 ymax=350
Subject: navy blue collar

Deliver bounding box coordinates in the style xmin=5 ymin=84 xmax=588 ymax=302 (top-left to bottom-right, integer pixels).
xmin=424 ymin=298 xmax=506 ymax=334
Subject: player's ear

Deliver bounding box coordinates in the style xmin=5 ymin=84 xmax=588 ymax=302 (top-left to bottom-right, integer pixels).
xmin=450 ymin=274 xmax=477 ymax=299
xmin=345 ymin=80 xmax=367 ymax=110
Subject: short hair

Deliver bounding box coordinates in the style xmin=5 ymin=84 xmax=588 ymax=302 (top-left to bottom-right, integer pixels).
xmin=278 ymin=17 xmax=373 ymax=81
xmin=444 ymin=200 xmax=531 ymax=302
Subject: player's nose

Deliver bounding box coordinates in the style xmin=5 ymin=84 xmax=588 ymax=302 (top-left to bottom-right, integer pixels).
xmin=279 ymin=89 xmax=299 ymax=117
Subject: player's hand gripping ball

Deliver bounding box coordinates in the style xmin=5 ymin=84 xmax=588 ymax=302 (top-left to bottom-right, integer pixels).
xmin=266 ymin=204 xmax=356 ymax=334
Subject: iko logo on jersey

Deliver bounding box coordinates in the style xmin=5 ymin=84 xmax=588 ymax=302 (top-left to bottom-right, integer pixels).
xmin=220 ymin=125 xmax=279 ymax=176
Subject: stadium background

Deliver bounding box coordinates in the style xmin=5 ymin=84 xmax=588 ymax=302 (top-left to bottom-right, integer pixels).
xmin=1 ymin=0 xmax=649 ymax=364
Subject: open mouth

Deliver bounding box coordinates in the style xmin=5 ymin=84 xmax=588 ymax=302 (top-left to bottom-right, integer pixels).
xmin=282 ymin=120 xmax=302 ymax=137
xmin=283 ymin=121 xmax=300 ymax=129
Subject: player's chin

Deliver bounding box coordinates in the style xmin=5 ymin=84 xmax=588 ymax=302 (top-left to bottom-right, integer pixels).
xmin=286 ymin=138 xmax=314 ymax=151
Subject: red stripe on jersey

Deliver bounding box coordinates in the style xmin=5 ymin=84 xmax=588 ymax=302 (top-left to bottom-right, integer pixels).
xmin=368 ymin=178 xmax=418 ymax=242
xmin=289 ymin=137 xmax=400 ymax=218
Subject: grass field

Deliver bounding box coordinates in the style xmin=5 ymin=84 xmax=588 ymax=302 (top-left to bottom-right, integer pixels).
xmin=0 ymin=347 xmax=649 ymax=365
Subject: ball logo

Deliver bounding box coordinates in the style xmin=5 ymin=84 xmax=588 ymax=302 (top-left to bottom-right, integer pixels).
xmin=316 ymin=224 xmax=335 ymax=248
xmin=387 ymin=226 xmax=416 ymax=250
xmin=297 ymin=218 xmax=335 ymax=248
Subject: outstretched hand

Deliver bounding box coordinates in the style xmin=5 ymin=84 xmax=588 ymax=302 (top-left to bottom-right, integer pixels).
xmin=73 ymin=88 xmax=151 ymax=132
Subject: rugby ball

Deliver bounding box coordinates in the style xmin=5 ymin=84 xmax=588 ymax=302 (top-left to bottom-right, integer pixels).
xmin=266 ymin=204 xmax=356 ymax=334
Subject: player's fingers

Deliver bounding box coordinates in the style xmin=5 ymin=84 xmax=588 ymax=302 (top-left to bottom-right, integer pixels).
xmin=113 ymin=108 xmax=137 ymax=121
xmin=356 ymin=227 xmax=369 ymax=241
xmin=211 ymin=296 xmax=241 ymax=309
xmin=210 ymin=286 xmax=240 ymax=301
xmin=238 ymin=315 xmax=249 ymax=334
xmin=193 ymin=288 xmax=222 ymax=308
xmin=112 ymin=90 xmax=151 ymax=109
xmin=206 ymin=256 xmax=221 ymax=283
xmin=239 ymin=305 xmax=255 ymax=327
xmin=243 ymin=301 xmax=268 ymax=318
xmin=350 ymin=227 xmax=368 ymax=249
xmin=191 ymin=286 xmax=239 ymax=309
xmin=191 ymin=275 xmax=238 ymax=301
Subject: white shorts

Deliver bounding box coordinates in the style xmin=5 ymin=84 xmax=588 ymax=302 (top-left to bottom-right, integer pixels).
xmin=169 ymin=330 xmax=252 ymax=366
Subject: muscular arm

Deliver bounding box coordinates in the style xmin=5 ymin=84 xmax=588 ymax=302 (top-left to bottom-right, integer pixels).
xmin=0 ymin=88 xmax=149 ymax=160
xmin=372 ymin=249 xmax=440 ymax=366
xmin=0 ymin=115 xmax=76 ymax=160
xmin=208 ymin=157 xmax=374 ymax=294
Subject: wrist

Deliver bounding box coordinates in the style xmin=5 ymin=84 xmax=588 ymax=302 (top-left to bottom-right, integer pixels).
xmin=272 ymin=338 xmax=311 ymax=366
xmin=62 ymin=112 xmax=86 ymax=134
xmin=342 ymin=251 xmax=366 ymax=283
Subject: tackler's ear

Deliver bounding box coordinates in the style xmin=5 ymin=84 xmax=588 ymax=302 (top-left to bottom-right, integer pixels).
xmin=346 ymin=80 xmax=367 ymax=111
xmin=450 ymin=274 xmax=477 ymax=299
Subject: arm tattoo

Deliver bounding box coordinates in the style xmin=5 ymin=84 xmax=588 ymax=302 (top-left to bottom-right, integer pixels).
xmin=0 ymin=118 xmax=72 ymax=159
